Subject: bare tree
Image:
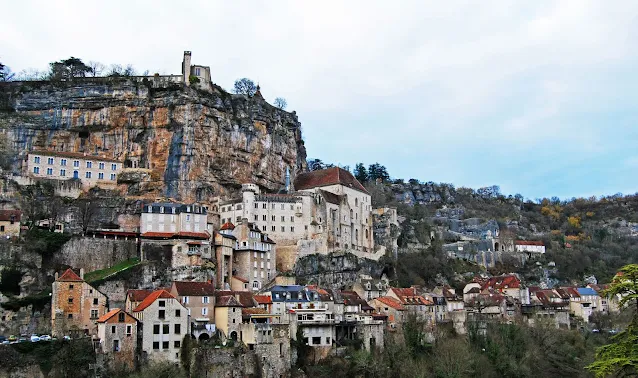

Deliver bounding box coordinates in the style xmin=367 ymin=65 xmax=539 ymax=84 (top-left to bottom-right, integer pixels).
xmin=0 ymin=62 xmax=15 ymax=81
xmin=78 ymin=198 xmax=98 ymax=235
xmin=87 ymin=61 xmax=105 ymax=77
xmin=274 ymin=97 xmax=287 ymax=110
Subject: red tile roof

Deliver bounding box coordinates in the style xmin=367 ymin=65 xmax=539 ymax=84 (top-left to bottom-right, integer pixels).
xmin=97 ymin=309 xmax=120 ymax=323
xmin=216 ymin=295 xmax=243 ymax=307
xmin=30 ymin=150 xmax=122 ymax=163
xmin=220 ymin=222 xmax=235 ymax=231
xmin=340 ymin=290 xmax=374 ymax=311
xmin=215 ymin=291 xmax=255 ymax=307
xmin=242 ymin=308 xmax=268 ymax=316
xmin=140 ymin=232 xmax=174 ymax=238
xmin=127 ymin=289 xmax=154 ymax=302
xmin=294 ymin=167 xmax=368 ymax=194
xmin=133 ymin=290 xmax=175 ymax=312
xmin=172 ymin=281 xmax=216 ymax=296
xmin=141 ymin=231 xmax=210 ymax=239
xmin=57 ymin=268 xmax=83 ymax=282
xmin=389 ymin=287 xmax=432 ymax=305
xmin=253 ymin=295 xmax=272 ymax=304
xmin=97 ymin=308 xmax=137 ymax=323
xmin=0 ymin=210 xmax=21 ymax=222
xmin=481 ymin=275 xmax=521 ymax=291
xmin=375 ymin=296 xmax=405 ymax=311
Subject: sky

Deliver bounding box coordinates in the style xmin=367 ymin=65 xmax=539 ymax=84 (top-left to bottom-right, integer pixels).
xmin=2 ymin=1 xmax=637 ymax=200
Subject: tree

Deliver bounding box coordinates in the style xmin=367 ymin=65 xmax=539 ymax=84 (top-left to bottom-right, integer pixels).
xmin=77 ymin=197 xmax=98 ymax=235
xmin=274 ymin=97 xmax=287 ymax=110
xmin=87 ymin=61 xmax=105 ymax=77
xmin=233 ymin=78 xmax=257 ymax=96
xmin=49 ymin=57 xmax=92 ymax=80
xmin=307 ymin=158 xmax=325 ymax=171
xmin=587 ymin=264 xmax=638 ymax=377
xmin=0 ymin=61 xmax=14 ymax=81
xmin=368 ymin=163 xmax=390 ymax=182
xmin=354 ymin=163 xmax=368 ymax=183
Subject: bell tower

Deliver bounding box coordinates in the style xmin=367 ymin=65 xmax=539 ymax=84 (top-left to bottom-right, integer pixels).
xmin=182 ymin=51 xmax=192 ymax=85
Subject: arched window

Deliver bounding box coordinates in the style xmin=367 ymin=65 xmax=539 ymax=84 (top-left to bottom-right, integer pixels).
xmin=355 ymin=229 xmax=359 ymax=241
xmin=350 ymin=209 xmax=353 ymax=219
xmin=365 ymin=229 xmax=369 ymax=239
xmin=355 ymin=198 xmax=358 ymax=206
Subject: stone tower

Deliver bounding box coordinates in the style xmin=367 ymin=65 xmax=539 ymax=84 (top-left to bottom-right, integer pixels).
xmin=182 ymin=51 xmax=192 ymax=85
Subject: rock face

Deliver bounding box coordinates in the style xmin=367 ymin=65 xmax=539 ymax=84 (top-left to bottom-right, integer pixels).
xmin=0 ymin=79 xmax=307 ymax=201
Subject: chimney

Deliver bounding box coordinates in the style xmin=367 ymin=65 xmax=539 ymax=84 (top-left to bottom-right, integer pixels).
xmin=79 ymin=268 xmax=84 ymax=280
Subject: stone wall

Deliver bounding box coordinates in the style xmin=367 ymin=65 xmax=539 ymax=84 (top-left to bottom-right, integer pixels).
xmin=54 ymin=237 xmax=138 ymax=272
xmin=294 ymin=252 xmax=386 ymax=289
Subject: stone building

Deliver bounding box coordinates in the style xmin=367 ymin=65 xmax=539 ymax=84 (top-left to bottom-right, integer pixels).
xmin=169 ymin=281 xmax=216 ymax=341
xmin=26 ymin=151 xmax=122 ymax=189
xmin=140 ymin=203 xmax=213 ymax=280
xmin=51 ymin=268 xmax=108 ymax=337
xmin=132 ymin=289 xmax=188 ymax=363
xmin=219 ymin=167 xmax=374 ymax=271
xmin=0 ymin=210 xmax=21 ymax=238
xmin=214 ymin=229 xmax=236 ymax=288
xmin=182 ymin=51 xmax=212 ymax=91
xmin=125 ymin=289 xmax=154 ymax=313
xmin=96 ymin=308 xmax=139 ymax=370
xmin=370 ymin=297 xmax=405 ymax=330
xmin=214 ymin=294 xmax=244 ymax=341
xmin=222 ymin=219 xmax=276 ymax=291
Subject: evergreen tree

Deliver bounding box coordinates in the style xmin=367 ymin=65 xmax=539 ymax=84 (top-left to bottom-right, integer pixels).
xmin=368 ymin=163 xmax=390 ymax=182
xmin=354 ymin=163 xmax=368 ymax=183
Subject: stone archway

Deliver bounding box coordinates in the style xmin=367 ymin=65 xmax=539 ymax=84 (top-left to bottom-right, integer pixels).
xmin=230 ymin=331 xmax=238 ymax=341
xmin=198 ymin=333 xmax=210 ymax=342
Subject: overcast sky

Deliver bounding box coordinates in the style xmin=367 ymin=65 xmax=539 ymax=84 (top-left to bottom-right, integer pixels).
xmin=2 ymin=1 xmax=637 ymax=200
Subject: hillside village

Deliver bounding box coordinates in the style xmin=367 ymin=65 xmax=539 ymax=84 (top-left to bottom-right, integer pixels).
xmin=0 ymin=52 xmax=636 ymax=377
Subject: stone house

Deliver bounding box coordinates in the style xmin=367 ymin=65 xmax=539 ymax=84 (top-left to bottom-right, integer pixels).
xmin=169 ymin=281 xmax=216 ymax=341
xmin=140 ymin=202 xmax=212 ymax=280
xmin=352 ymin=277 xmax=389 ymax=301
xmin=0 ymin=210 xmax=21 ymax=238
xmin=370 ymin=296 xmax=405 ymax=330
xmin=588 ymin=284 xmax=621 ymax=313
xmin=96 ymin=308 xmax=138 ymax=370
xmin=269 ymin=285 xmax=321 ymax=315
xmin=515 ymin=240 xmax=546 ymax=255
xmin=226 ymin=219 xmax=277 ymax=291
xmin=125 ymin=289 xmax=154 ymax=313
xmin=214 ymin=295 xmax=244 ymax=342
xmin=385 ymin=287 xmax=434 ymax=327
xmin=289 ymin=307 xmax=336 ymax=349
xmin=524 ymin=288 xmax=571 ymax=329
xmin=214 ymin=230 xmax=235 ymax=288
xmin=132 ymin=290 xmax=188 ymax=363
xmin=182 ymin=51 xmax=212 ymax=91
xmin=51 ymin=268 xmax=108 ymax=337
xmin=254 ymin=295 xmax=273 ymax=313
xmin=231 ymin=275 xmax=250 ymax=291
xmin=219 ymin=167 xmax=375 ymax=272
xmin=26 ymin=151 xmax=122 ymax=189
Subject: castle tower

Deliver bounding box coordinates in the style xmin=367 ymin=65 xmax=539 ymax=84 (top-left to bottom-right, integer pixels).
xmin=241 ymin=184 xmax=259 ymax=220
xmin=182 ymin=51 xmax=192 ymax=85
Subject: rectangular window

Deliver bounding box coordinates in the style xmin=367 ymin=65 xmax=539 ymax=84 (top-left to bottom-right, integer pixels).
xmin=183 ymin=296 xmax=189 ymax=304
xmin=254 ymin=203 xmax=258 ymax=209
xmin=271 ymin=226 xmax=275 ymax=232
xmin=271 ymin=215 xmax=275 ymax=221
xmin=110 ymin=173 xmax=116 ymax=180
xmin=86 ymin=161 xmax=92 ymax=168
xmin=290 ymin=216 xmax=294 ymax=222
xmin=281 ymin=216 xmax=285 ymax=222
xmin=163 ymin=324 xmax=169 ymax=334
xmin=68 ymin=298 xmax=73 ymax=303
xmin=33 ymin=167 xmax=39 ymax=174
xmin=61 ymin=159 xmax=67 ymax=166
xmin=262 ymin=225 xmax=266 ymax=231
xmin=91 ymin=309 xmax=99 ymax=319
xmin=159 ymin=300 xmax=165 ymax=307
xmin=281 ymin=226 xmax=285 ymax=232
xmin=174 ymin=340 xmax=181 ymax=348
xmin=111 ymin=325 xmax=116 ymax=334
xmin=291 ymin=226 xmax=294 ymax=232
xmin=175 ymin=324 xmax=181 ymax=334
xmin=46 ymin=168 xmax=53 ymax=175
xmin=60 ymin=169 xmax=66 ymax=177
xmin=162 ymin=341 xmax=169 ymax=349
xmin=98 ymin=172 xmax=104 ymax=179
xmin=47 ymin=157 xmax=54 ymax=165
xmin=118 ymin=313 xmax=125 ymax=322
xmin=202 ymin=296 xmax=209 ymax=304
xmin=262 ymin=203 xmax=266 ymax=209
xmin=159 ymin=310 xmax=165 ymax=319
xmin=153 ymin=342 xmax=159 ymax=350
xmin=113 ymin=339 xmax=120 ymax=352
xmin=98 ymin=162 xmax=104 ymax=170
xmin=73 ymin=160 xmax=79 ymax=167
xmin=126 ymin=325 xmax=132 ymax=336
xmin=175 ymin=309 xmax=181 ymax=317
xmin=111 ymin=163 xmax=117 ymax=171
xmin=254 ymin=215 xmax=258 ymax=221
xmin=34 ymin=156 xmax=40 ymax=163
xmin=153 ymin=324 xmax=160 ymax=334
xmin=85 ymin=171 xmax=92 ymax=178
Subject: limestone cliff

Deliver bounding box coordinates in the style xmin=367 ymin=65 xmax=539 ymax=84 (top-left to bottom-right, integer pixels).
xmin=0 ymin=78 xmax=307 ymax=201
